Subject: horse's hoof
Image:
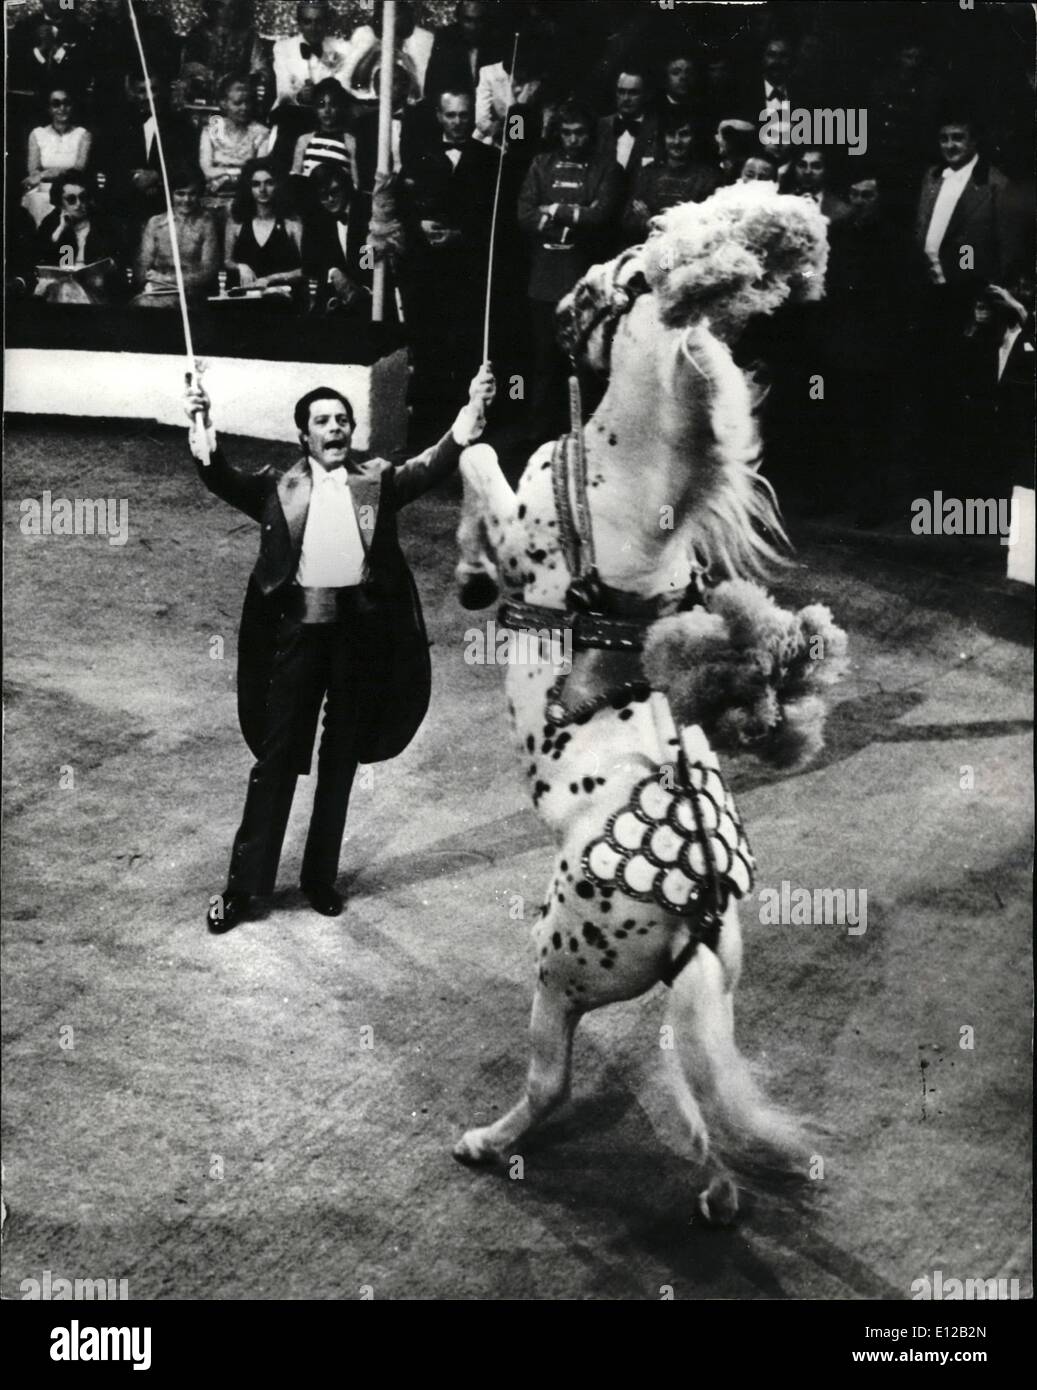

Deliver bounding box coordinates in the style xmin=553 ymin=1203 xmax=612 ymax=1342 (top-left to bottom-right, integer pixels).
xmin=696 ymin=1174 xmax=739 ymax=1227
xmin=458 ymin=573 xmax=499 ymax=611
xmin=452 ymin=1130 xmax=498 ymax=1166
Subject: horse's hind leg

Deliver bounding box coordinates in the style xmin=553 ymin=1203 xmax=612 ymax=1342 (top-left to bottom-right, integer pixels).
xmin=454 ymin=984 xmax=579 ymax=1166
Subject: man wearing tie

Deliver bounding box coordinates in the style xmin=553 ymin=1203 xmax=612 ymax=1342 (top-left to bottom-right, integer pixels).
xmin=100 ymin=75 xmax=197 ymax=228
xmin=595 ymin=69 xmax=657 ymax=186
xmin=401 ymin=89 xmax=496 ymax=437
xmin=270 ymin=1 xmax=353 ymax=155
xmin=185 ymin=365 xmax=496 ymax=933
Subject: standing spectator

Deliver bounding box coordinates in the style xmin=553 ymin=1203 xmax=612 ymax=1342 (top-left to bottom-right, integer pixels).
xmin=915 ymin=113 xmax=1030 ymax=288
xmin=224 ymin=157 xmax=304 ymax=297
xmin=8 ymin=0 xmax=88 ymax=98
xmin=518 ymin=103 xmax=624 ymax=443
xmin=595 ymin=68 xmax=657 ymax=183
xmin=344 ymin=1 xmax=434 ymax=99
xmin=200 ymin=76 xmax=271 ymax=197
xmin=785 ymin=148 xmax=852 ymax=228
xmin=401 ymin=88 xmax=496 ymax=437
xmin=621 ymin=113 xmax=719 ymax=243
xmin=290 ymin=77 xmax=358 ymax=194
xmin=98 ymin=74 xmax=199 ymax=229
xmin=424 ymin=1 xmax=500 ymax=106
xmin=21 ymin=87 xmax=93 ymax=228
xmin=868 ymin=39 xmax=941 ymax=220
xmin=132 ymin=170 xmax=219 ymax=308
xmin=181 ymin=0 xmax=272 ymax=107
xmin=734 ymin=34 xmax=803 ymax=150
xmin=475 ymin=41 xmax=556 ymax=150
xmin=33 ymin=172 xmax=124 ymax=304
xmin=272 ymin=1 xmax=353 ymax=109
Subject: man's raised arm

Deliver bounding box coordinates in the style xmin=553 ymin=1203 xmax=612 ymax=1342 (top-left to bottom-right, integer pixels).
xmin=184 ymin=381 xmax=270 ymax=522
xmin=392 ymin=365 xmax=497 ymax=506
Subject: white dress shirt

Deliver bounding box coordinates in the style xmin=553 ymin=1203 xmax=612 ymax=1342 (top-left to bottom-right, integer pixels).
xmin=924 ymin=154 xmax=979 ymax=274
xmin=272 ymin=33 xmax=352 ymax=106
xmin=296 ymin=460 xmax=366 ymax=587
xmin=143 ymin=115 xmax=157 ymax=161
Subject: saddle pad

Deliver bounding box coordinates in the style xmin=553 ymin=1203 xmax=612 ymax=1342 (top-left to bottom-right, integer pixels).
xmin=582 ymin=761 xmax=754 ymax=917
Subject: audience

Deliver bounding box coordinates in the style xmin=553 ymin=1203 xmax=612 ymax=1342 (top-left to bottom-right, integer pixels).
xmin=5 ymin=0 xmax=1031 ymax=519
xmin=22 ymin=86 xmax=93 ymax=228
xmin=224 ymin=157 xmax=304 ymax=297
xmin=133 ymin=170 xmax=219 ymax=308
xmin=199 ymin=76 xmax=271 ymax=197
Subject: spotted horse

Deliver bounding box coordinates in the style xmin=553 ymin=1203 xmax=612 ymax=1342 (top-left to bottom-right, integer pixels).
xmin=453 ymin=184 xmax=839 ymax=1223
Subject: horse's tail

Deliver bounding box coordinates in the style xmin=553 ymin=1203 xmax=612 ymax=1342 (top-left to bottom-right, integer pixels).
xmin=663 ymin=941 xmax=809 ymax=1170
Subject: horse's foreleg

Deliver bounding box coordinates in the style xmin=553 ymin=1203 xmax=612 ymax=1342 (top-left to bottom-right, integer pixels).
xmin=454 ymin=984 xmax=579 ymax=1166
xmin=455 ymin=443 xmax=518 ymax=609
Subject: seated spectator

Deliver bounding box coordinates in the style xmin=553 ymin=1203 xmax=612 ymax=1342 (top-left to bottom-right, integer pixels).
xmin=302 ymin=163 xmax=377 ymax=318
xmin=291 ymin=77 xmax=359 ymax=193
xmin=657 ymin=48 xmax=711 ymax=147
xmin=33 ymin=172 xmax=124 ymax=304
xmin=22 ymin=87 xmax=93 ymax=228
xmin=200 ymin=76 xmax=271 ymax=197
xmin=424 ymin=0 xmax=501 ymax=106
xmin=915 ymin=112 xmax=1031 ymax=289
xmin=739 ymin=150 xmax=780 ymax=183
xmin=715 ymin=119 xmax=758 ymax=184
xmin=132 ymin=170 xmax=219 ymax=308
xmin=181 ymin=0 xmax=271 ymax=106
xmin=518 ymin=102 xmax=624 ymax=441
xmin=621 ymin=113 xmax=719 ymax=243
xmin=784 ymin=148 xmax=852 ymax=227
xmin=8 ymin=0 xmax=88 ymax=98
xmin=98 ymin=74 xmax=200 ymax=228
xmin=224 ymin=157 xmax=304 ymax=297
xmin=345 ymin=1 xmax=433 ymax=99
xmin=86 ymin=0 xmax=181 ymax=120
xmin=596 ymin=68 xmax=657 ymax=182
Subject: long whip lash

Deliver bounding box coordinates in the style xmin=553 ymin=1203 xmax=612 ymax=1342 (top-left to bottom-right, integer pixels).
xmin=482 ymin=32 xmax=520 ymax=367
xmin=125 ymin=0 xmax=209 ymax=462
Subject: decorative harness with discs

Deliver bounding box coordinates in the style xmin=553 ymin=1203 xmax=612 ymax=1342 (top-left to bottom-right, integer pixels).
xmin=497 ymin=311 xmax=756 ymax=977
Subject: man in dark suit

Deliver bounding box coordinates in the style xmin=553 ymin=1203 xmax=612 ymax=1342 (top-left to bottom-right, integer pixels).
xmin=400 ymin=87 xmax=497 ymax=437
xmin=595 ymin=68 xmax=658 ymax=187
xmin=423 ymin=0 xmax=500 ymax=105
xmin=98 ymin=74 xmax=199 ymax=228
xmin=185 ymin=365 xmax=497 ymax=932
xmin=915 ymin=116 xmax=1030 ymax=288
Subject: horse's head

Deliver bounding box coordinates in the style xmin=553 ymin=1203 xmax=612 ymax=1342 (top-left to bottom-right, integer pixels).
xmin=555 ymin=185 xmax=830 ymax=588
xmin=557 ymin=182 xmax=829 ymax=377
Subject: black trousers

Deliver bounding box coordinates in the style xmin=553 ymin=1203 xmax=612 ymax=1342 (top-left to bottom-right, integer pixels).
xmin=227 ymin=603 xmax=372 ymax=896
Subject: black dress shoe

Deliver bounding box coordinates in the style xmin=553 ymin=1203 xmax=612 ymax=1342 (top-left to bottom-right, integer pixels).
xmin=207 ymin=890 xmax=254 ymax=934
xmin=301 ymin=882 xmax=344 ymax=916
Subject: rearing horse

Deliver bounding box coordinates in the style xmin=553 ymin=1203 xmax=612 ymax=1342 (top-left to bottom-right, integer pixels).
xmin=454 ymin=184 xmax=833 ymax=1222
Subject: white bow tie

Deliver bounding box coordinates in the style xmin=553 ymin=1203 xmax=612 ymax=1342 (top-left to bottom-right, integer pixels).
xmin=314 ymin=466 xmax=349 ymax=488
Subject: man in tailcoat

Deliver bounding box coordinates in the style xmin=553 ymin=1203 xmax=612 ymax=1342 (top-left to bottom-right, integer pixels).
xmin=185 ymin=366 xmax=496 ymax=932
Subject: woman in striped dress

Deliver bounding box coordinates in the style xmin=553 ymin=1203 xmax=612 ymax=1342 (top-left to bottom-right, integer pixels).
xmin=291 ymin=78 xmax=358 ymax=189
